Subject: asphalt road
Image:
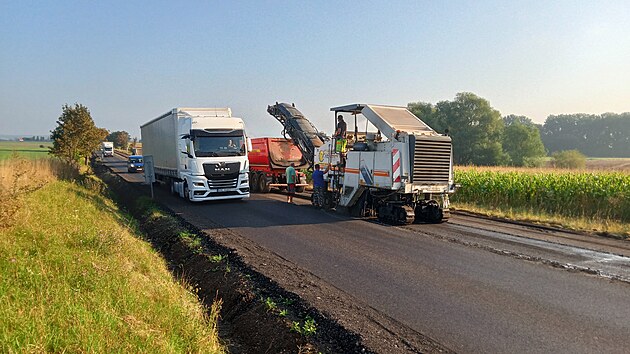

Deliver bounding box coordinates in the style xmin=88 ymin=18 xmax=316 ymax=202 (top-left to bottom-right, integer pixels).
xmin=104 ymin=156 xmax=630 ymax=353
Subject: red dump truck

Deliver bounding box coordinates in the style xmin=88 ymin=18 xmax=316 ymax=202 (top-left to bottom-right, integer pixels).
xmin=248 ymin=137 xmax=308 ymax=193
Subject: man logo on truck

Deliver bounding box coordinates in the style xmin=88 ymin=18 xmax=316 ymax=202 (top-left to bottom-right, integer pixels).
xmin=215 ymin=162 xmax=230 ymax=171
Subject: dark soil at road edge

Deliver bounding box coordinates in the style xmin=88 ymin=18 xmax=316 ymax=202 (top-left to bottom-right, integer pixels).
xmin=96 ymin=165 xmax=452 ymax=353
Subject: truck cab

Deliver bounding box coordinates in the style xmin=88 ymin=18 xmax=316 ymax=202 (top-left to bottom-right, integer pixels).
xmin=141 ymin=107 xmax=251 ymax=202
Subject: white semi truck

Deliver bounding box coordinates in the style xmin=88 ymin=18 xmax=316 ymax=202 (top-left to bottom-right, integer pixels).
xmin=102 ymin=141 xmax=114 ymax=157
xmin=141 ymin=107 xmax=250 ymax=202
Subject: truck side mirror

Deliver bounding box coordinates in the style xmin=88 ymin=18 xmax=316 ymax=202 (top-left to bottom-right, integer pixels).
xmin=246 ymin=137 xmax=253 ymax=152
xmin=180 ymin=150 xmax=193 ymax=158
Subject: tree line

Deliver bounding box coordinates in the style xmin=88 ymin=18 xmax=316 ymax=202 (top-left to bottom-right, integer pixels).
xmin=49 ymin=99 xmax=628 ymax=168
xmin=541 ymin=113 xmax=630 ymax=157
xmin=408 ymin=93 xmax=630 ymax=166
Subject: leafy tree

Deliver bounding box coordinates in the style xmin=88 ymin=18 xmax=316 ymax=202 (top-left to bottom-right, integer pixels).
xmin=106 ymin=131 xmax=130 ymax=149
xmin=432 ymin=92 xmax=507 ymax=165
xmin=552 ymin=150 xmax=586 ymax=169
xmin=502 ymin=122 xmax=546 ymax=166
xmin=50 ymin=104 xmax=107 ymax=165
xmin=503 ymin=114 xmax=543 ymax=130
xmin=407 ymin=101 xmax=437 ymax=128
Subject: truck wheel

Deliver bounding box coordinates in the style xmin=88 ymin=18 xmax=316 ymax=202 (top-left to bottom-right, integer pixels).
xmin=183 ymin=182 xmax=192 ymax=202
xmin=258 ymin=175 xmax=270 ymax=193
xmin=250 ymin=173 xmax=259 ymax=193
xmin=295 ymin=186 xmax=305 ymax=193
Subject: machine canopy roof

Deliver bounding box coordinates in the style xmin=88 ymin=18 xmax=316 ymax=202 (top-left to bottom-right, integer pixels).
xmin=330 ymin=104 xmax=437 ymax=137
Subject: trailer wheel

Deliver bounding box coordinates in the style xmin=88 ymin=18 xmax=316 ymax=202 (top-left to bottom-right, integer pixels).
xmin=169 ymin=179 xmax=177 ymax=195
xmin=250 ymin=172 xmax=259 ymax=193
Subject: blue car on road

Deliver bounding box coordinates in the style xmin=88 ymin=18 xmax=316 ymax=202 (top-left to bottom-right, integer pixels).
xmin=127 ymin=155 xmax=144 ymax=173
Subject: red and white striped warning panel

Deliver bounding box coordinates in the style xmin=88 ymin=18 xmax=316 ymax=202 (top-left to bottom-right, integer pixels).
xmin=392 ymin=148 xmax=401 ymax=183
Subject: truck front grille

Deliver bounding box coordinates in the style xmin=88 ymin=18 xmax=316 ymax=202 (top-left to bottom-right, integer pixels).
xmin=208 ymin=178 xmax=238 ymax=189
xmin=412 ymin=136 xmax=451 ymax=185
xmin=203 ymin=162 xmax=240 ymax=181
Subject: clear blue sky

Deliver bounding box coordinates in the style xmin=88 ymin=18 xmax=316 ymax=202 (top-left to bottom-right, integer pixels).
xmin=1 ymin=0 xmax=629 ymax=138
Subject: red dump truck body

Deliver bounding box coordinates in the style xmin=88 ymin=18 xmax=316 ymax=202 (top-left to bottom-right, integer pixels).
xmin=248 ymin=137 xmax=308 ymax=193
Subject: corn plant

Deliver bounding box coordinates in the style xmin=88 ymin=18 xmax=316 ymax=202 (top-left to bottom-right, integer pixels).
xmin=453 ymin=168 xmax=630 ymax=222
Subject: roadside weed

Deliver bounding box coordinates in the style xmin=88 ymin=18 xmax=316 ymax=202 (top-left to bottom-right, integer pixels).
xmin=210 ymin=254 xmax=227 ymax=263
xmin=264 ymin=297 xmax=277 ymax=312
xmin=290 ymin=316 xmax=317 ymax=337
xmin=179 ymin=231 xmax=203 ymax=253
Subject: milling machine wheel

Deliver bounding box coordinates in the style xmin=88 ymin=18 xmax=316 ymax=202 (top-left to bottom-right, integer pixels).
xmin=396 ymin=205 xmax=415 ymax=225
xmin=377 ymin=204 xmax=415 ymax=225
xmin=414 ymin=200 xmax=443 ymax=223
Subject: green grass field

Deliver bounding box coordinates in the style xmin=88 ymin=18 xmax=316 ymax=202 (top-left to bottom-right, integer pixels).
xmin=0 ymin=158 xmax=223 ymax=352
xmin=0 ymin=141 xmax=52 ymax=160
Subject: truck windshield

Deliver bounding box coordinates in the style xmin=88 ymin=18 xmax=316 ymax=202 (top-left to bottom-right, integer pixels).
xmin=192 ymin=131 xmax=245 ymax=157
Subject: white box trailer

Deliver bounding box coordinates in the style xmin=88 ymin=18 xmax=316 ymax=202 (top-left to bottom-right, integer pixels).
xmin=141 ymin=107 xmax=250 ymax=201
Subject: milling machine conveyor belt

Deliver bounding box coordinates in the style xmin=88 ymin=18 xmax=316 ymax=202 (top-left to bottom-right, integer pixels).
xmin=267 ymin=103 xmax=328 ymax=168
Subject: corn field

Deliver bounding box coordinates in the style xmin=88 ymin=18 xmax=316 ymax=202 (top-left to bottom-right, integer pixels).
xmin=452 ymin=168 xmax=630 ymax=223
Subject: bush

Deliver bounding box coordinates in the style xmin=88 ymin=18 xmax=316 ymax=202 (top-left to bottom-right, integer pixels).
xmin=552 ymin=150 xmax=586 ymax=169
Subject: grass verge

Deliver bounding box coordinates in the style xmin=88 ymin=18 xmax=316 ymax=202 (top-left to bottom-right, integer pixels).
xmin=0 ymin=159 xmax=223 ymax=353
xmin=452 ymin=202 xmax=629 ymax=239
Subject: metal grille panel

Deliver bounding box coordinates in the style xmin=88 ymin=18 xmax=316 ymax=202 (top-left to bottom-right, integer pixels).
xmin=412 ymin=138 xmax=451 ymax=184
xmin=208 ymin=178 xmax=238 ymax=189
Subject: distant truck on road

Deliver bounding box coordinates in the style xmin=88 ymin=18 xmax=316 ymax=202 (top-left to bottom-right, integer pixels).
xmin=102 ymin=141 xmax=114 ymax=157
xmin=140 ymin=107 xmax=251 ymax=202
xmin=248 ymin=137 xmax=308 ymax=193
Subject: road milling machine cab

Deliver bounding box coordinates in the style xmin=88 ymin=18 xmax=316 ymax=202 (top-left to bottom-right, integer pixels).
xmin=267 ymin=102 xmax=455 ymax=224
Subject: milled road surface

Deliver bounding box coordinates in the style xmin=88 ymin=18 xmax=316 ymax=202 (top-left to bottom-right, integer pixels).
xmin=105 ymin=156 xmax=630 ymax=353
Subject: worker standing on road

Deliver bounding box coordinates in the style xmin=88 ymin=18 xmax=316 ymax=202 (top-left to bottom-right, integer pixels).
xmin=312 ymin=164 xmax=328 ymax=208
xmin=286 ymin=162 xmax=297 ymax=204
